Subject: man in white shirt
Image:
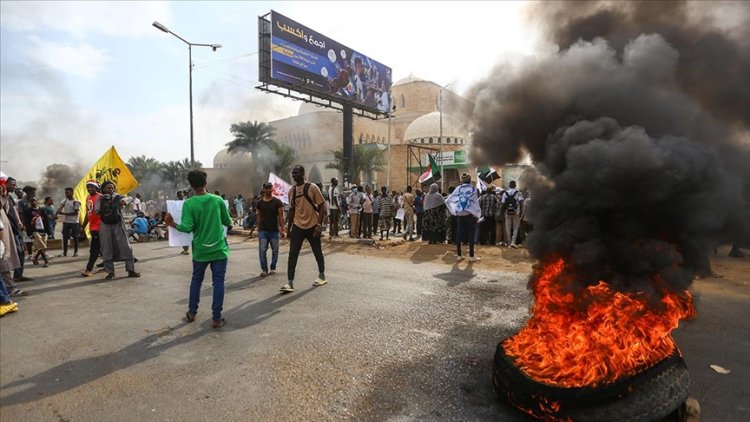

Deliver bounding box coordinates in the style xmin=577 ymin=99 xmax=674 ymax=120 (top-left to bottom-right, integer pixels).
xmin=133 ymin=194 xmax=143 ymax=214
xmin=348 ymin=186 xmax=362 ymax=238
xmin=502 ymin=180 xmax=524 ymax=248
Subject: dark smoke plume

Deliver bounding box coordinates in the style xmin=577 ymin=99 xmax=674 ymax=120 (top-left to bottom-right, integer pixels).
xmin=470 ymin=1 xmax=750 ymax=296
xmin=38 ymin=163 xmax=84 ymax=202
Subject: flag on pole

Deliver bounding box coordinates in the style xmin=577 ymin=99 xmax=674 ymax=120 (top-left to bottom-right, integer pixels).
xmin=476 ymin=166 xmax=500 ymax=183
xmin=418 ymin=154 xmax=441 ymax=185
xmin=477 ymin=177 xmax=488 ymax=193
xmin=268 ymin=172 xmax=291 ymax=206
xmin=73 ymin=146 xmax=139 ymax=226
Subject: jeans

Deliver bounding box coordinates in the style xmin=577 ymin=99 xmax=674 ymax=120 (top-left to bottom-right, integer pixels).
xmin=329 ymin=208 xmax=339 ymax=237
xmin=258 ymin=230 xmax=280 ymax=272
xmin=505 ymin=213 xmax=521 ymax=245
xmin=287 ymin=224 xmax=325 ymax=284
xmin=48 ymin=220 xmax=56 ymax=239
xmin=62 ymin=222 xmax=80 ymax=255
xmin=85 ymin=231 xmax=101 ymax=272
xmin=456 ymin=215 xmax=477 ymax=257
xmin=0 ymin=273 xmax=11 ymax=303
xmin=189 ymin=259 xmax=227 ymax=321
xmin=12 ymin=234 xmax=25 ymax=279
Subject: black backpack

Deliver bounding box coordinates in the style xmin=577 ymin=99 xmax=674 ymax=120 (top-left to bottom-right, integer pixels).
xmin=503 ymin=191 xmax=520 ymax=216
xmin=99 ymin=195 xmax=121 ymax=224
xmin=291 ymin=183 xmax=318 ymax=212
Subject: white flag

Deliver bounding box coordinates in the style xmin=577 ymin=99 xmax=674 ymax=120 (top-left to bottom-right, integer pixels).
xmin=268 ymin=173 xmax=291 ymax=206
xmin=477 ymin=178 xmax=488 ymax=193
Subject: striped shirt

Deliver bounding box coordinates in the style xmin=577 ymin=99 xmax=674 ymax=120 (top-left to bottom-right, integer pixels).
xmin=378 ymin=196 xmax=394 ymax=218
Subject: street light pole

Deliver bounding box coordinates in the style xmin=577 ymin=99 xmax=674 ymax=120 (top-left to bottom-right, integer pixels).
xmin=153 ymin=21 xmax=221 ymax=164
xmin=387 ymin=95 xmax=393 ymax=189
xmin=438 ymin=83 xmax=451 ymax=193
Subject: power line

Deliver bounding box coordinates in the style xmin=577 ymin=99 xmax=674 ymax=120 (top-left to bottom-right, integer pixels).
xmin=193 ymin=51 xmax=258 ymax=69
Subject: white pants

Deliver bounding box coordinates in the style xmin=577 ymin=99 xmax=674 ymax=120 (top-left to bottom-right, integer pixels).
xmin=505 ymin=213 xmax=521 ymax=244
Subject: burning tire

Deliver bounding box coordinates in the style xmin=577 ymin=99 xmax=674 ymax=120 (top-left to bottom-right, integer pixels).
xmin=492 ymin=343 xmax=690 ymax=421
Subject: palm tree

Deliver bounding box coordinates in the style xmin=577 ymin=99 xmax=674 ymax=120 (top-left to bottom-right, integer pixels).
xmin=269 ymin=143 xmax=296 ymax=177
xmin=161 ymin=161 xmax=185 ymax=190
xmin=178 ymin=158 xmax=203 ymax=172
xmin=325 ymin=144 xmax=385 ymax=185
xmin=127 ymin=155 xmax=161 ymax=181
xmin=225 ymin=121 xmax=276 ymax=155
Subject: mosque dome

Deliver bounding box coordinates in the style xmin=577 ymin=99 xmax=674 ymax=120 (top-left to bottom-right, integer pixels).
xmin=393 ymin=74 xmax=426 ymax=86
xmin=298 ymin=101 xmax=337 ymax=115
xmin=403 ymin=111 xmax=469 ymax=144
xmin=213 ymin=147 xmax=253 ymax=169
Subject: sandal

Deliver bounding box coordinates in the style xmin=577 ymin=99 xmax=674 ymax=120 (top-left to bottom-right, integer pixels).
xmin=185 ymin=311 xmax=196 ymax=322
xmin=105 ymin=273 xmax=115 ymax=280
xmin=127 ymin=271 xmax=141 ymax=278
xmin=212 ymin=318 xmax=226 ymax=329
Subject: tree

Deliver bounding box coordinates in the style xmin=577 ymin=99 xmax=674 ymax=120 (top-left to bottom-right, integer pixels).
xmin=269 ymin=143 xmax=296 ymax=178
xmin=127 ymin=155 xmax=161 ymax=181
xmin=160 ymin=159 xmax=202 ymax=190
xmin=325 ymin=144 xmax=385 ymax=185
xmin=225 ymin=121 xmax=276 ymax=155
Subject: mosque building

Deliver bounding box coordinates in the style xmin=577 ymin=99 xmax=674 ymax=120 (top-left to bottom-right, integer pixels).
xmin=210 ymin=75 xmax=490 ymax=194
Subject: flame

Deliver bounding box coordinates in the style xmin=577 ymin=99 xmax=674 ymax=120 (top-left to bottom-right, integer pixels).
xmin=503 ymin=258 xmax=695 ymax=388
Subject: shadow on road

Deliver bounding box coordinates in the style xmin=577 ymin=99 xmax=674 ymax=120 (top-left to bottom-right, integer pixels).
xmin=0 ymin=288 xmax=315 ymax=406
xmin=433 ymin=261 xmax=477 ymax=287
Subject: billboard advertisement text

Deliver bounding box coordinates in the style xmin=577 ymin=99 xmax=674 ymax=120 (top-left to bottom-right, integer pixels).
xmin=270 ymin=11 xmax=392 ymax=114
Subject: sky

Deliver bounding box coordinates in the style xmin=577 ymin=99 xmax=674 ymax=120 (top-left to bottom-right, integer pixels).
xmin=0 ymin=1 xmax=544 ymax=181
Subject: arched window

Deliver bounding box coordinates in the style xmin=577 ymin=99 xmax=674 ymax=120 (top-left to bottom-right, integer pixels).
xmin=446 ymin=138 xmax=451 ymax=144
xmin=400 ymin=94 xmax=406 ymax=108
xmin=429 ymin=138 xmax=433 ymax=144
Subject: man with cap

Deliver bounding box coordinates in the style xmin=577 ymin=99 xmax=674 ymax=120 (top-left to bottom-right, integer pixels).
xmin=446 ymin=172 xmax=481 ymax=262
xmin=80 ymin=180 xmax=103 ymax=277
xmin=255 ymin=181 xmax=285 ymax=277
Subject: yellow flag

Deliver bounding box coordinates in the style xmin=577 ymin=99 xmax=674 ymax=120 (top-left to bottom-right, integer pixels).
xmin=73 ymin=146 xmax=139 ymax=226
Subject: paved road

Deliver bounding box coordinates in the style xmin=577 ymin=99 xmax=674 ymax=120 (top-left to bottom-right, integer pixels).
xmin=1 ymin=239 xmax=747 ymax=421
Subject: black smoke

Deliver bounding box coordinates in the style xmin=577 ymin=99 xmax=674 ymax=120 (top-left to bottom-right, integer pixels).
xmin=38 ymin=163 xmax=84 ymax=202
xmin=470 ymin=2 xmax=750 ymax=296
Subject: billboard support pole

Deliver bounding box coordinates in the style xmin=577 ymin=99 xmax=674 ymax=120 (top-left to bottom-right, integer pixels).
xmin=343 ymin=103 xmax=353 ymax=187
xmin=386 ymin=103 xmax=392 ymax=189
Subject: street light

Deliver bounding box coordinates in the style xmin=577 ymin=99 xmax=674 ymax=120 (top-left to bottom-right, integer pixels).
xmin=153 ymin=21 xmax=221 ymax=163
xmin=438 ymin=82 xmax=452 ymax=192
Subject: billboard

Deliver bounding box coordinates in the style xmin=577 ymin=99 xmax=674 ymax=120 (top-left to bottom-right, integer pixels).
xmin=269 ymin=10 xmax=392 ymax=114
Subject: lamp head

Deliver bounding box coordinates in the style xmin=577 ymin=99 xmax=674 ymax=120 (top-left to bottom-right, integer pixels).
xmin=211 ymin=44 xmax=222 ymax=52
xmin=152 ymin=21 xmax=169 ymax=33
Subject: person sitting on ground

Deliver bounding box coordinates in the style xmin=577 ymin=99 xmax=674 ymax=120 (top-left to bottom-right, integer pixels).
xmin=129 ymin=212 xmax=150 ymax=242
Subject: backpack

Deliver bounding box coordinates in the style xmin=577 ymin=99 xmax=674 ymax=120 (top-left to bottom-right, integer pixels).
xmin=503 ymin=191 xmax=520 ymax=216
xmin=291 ymin=183 xmax=318 ymax=212
xmin=99 ymin=195 xmax=122 ymax=224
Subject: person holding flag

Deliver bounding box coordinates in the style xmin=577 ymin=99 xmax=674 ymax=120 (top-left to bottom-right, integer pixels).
xmin=418 ymin=154 xmax=441 ymax=186
xmin=446 ymin=172 xmax=481 ymax=262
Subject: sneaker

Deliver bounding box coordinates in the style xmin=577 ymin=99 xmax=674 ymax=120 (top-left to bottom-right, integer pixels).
xmin=510 ymin=244 xmax=518 ymax=249
xmin=456 ymin=255 xmax=465 ymax=262
xmin=73 ymin=252 xmax=78 ymax=257
xmin=269 ymin=270 xmax=276 ymax=275
xmin=81 ymin=270 xmax=94 ymax=277
xmin=280 ymin=284 xmax=295 ymax=293
xmin=260 ymin=271 xmax=268 ymax=277
xmin=469 ymin=256 xmax=481 ymax=262
xmin=0 ymin=302 xmax=19 ymax=317
xmin=312 ymin=278 xmax=328 ymax=287
xmin=185 ymin=311 xmax=196 ymax=322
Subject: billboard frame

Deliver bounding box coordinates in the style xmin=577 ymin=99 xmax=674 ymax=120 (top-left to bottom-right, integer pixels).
xmin=257 ymin=12 xmax=389 ymax=121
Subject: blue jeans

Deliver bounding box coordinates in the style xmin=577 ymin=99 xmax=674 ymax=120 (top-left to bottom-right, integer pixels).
xmin=258 ymin=230 xmax=280 ymax=272
xmin=0 ymin=274 xmax=11 ymax=304
xmin=189 ymin=259 xmax=227 ymax=321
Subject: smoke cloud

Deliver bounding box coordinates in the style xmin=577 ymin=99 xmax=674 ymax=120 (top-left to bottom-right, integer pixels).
xmin=470 ymin=1 xmax=750 ymax=295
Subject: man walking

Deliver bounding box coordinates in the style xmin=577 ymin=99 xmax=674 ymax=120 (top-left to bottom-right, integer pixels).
xmin=57 ymin=187 xmax=80 ymax=257
xmin=281 ymin=165 xmax=327 ymax=293
xmin=327 ymin=178 xmax=340 ymax=238
xmin=80 ymin=181 xmax=102 ymax=277
xmin=97 ymin=181 xmax=140 ymax=279
xmin=256 ymin=182 xmax=285 ymax=277
xmin=165 ymin=170 xmax=232 ymax=328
